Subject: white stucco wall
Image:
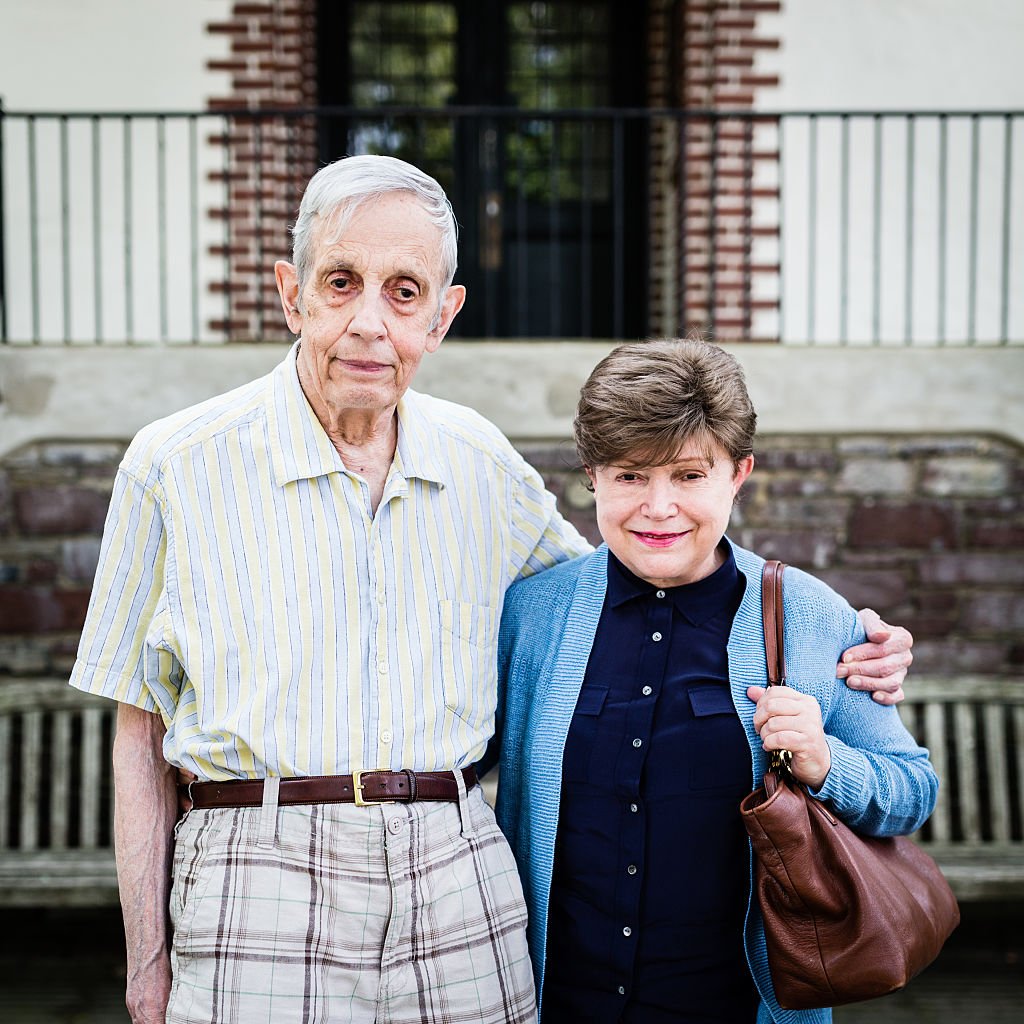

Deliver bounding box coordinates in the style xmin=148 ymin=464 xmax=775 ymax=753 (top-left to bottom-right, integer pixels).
xmin=753 ymin=0 xmax=1024 ymax=344
xmin=0 ymin=1 xmax=232 ymax=343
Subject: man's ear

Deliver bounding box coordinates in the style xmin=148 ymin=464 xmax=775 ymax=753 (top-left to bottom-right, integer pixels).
xmin=275 ymin=261 xmax=303 ymax=335
xmin=426 ymin=284 xmax=467 ymax=352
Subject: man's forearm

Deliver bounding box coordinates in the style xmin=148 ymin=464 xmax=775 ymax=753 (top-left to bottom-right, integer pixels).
xmin=113 ymin=704 xmax=178 ymax=1024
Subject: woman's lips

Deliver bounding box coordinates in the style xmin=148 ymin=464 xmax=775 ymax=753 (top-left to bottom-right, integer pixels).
xmin=632 ymin=530 xmax=688 ymax=548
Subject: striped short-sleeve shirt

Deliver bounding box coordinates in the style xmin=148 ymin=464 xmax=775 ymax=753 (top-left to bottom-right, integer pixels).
xmin=69 ymin=343 xmax=590 ymax=778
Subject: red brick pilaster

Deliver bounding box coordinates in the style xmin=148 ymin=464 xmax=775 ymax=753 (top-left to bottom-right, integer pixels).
xmin=205 ymin=2 xmax=319 ymax=339
xmin=648 ymin=0 xmax=781 ymax=341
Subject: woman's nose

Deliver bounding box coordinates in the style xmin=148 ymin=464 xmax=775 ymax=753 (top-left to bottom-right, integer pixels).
xmin=641 ymin=482 xmax=679 ymax=518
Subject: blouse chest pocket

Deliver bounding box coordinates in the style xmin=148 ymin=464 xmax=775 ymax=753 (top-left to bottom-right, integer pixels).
xmin=439 ymin=600 xmax=499 ymax=727
xmin=686 ymin=685 xmax=753 ymax=793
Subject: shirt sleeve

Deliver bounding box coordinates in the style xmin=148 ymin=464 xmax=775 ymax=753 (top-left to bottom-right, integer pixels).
xmin=507 ymin=452 xmax=592 ymax=583
xmin=68 ymin=465 xmax=182 ymax=723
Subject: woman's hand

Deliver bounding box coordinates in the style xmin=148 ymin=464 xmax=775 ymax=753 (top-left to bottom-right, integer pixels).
xmin=748 ymin=685 xmax=831 ymax=791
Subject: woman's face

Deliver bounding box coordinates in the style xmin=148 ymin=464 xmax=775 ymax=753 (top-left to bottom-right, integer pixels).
xmin=587 ymin=440 xmax=754 ymax=589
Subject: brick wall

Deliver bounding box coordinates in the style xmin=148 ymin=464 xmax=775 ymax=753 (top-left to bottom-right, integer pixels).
xmin=525 ymin=435 xmax=1024 ymax=676
xmin=206 ymin=1 xmax=319 ymax=339
xmin=2 ymin=434 xmax=1020 ymax=678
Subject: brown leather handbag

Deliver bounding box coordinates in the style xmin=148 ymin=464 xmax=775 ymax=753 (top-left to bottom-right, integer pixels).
xmin=739 ymin=560 xmax=960 ymax=1010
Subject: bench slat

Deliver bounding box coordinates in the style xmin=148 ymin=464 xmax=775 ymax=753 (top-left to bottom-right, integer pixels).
xmin=924 ymin=702 xmax=951 ymax=843
xmin=20 ymin=711 xmax=43 ymax=851
xmin=50 ymin=711 xmax=72 ymax=850
xmin=954 ymin=702 xmax=982 ymax=842
xmin=983 ymin=703 xmax=1011 ymax=842
xmin=80 ymin=708 xmax=103 ymax=849
xmin=0 ymin=717 xmax=10 ymax=849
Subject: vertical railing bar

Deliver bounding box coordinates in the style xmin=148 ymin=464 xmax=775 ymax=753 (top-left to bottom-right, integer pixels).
xmin=28 ymin=116 xmax=40 ymax=342
xmin=0 ymin=101 xmax=8 ymax=342
xmin=999 ymin=115 xmax=1013 ymax=344
xmin=678 ymin=112 xmax=688 ymax=335
xmin=483 ymin=117 xmax=496 ymax=340
xmin=222 ymin=115 xmax=232 ymax=340
xmin=872 ymin=114 xmax=882 ymax=345
xmin=743 ymin=116 xmax=753 ymax=338
xmin=548 ymin=120 xmax=561 ymax=337
xmin=157 ymin=115 xmax=168 ymax=342
xmin=61 ymin=115 xmax=71 ymax=342
xmin=123 ymin=116 xmax=134 ymax=343
xmin=777 ymin=115 xmax=785 ymax=343
xmin=839 ymin=114 xmax=850 ymax=343
xmin=580 ymin=119 xmax=592 ymax=339
xmin=709 ymin=115 xmax=719 ymax=338
xmin=967 ymin=114 xmax=980 ymax=344
xmin=255 ymin=115 xmax=265 ymax=339
xmin=92 ymin=116 xmax=103 ymax=343
xmin=904 ymin=114 xmax=915 ymax=345
xmin=190 ymin=115 xmax=200 ymax=343
xmin=806 ymin=114 xmax=817 ymax=344
xmin=612 ymin=116 xmax=625 ymax=339
xmin=516 ymin=117 xmax=528 ymax=337
xmin=938 ymin=115 xmax=948 ymax=346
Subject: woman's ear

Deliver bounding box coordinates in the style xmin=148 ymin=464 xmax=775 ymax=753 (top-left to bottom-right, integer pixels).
xmin=732 ymin=455 xmax=755 ymax=495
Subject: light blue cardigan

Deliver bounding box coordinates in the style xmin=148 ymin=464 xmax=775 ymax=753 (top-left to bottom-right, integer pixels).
xmin=491 ymin=539 xmax=938 ymax=1024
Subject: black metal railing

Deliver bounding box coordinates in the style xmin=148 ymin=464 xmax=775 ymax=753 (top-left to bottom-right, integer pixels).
xmin=0 ymin=105 xmax=1020 ymax=344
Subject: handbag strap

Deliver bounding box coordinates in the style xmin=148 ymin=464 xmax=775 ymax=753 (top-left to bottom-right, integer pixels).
xmin=761 ymin=559 xmax=787 ymax=687
xmin=761 ymin=560 xmax=793 ymax=776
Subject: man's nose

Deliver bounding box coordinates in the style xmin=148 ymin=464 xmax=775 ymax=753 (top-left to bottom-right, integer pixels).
xmin=347 ymin=288 xmax=387 ymax=340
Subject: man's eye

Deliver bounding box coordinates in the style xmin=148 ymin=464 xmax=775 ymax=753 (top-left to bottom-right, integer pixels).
xmin=395 ymin=287 xmax=417 ymax=300
xmin=330 ymin=277 xmax=351 ymax=290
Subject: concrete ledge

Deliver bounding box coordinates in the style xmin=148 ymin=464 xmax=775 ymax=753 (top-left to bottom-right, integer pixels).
xmin=1 ymin=342 xmax=1022 ymax=458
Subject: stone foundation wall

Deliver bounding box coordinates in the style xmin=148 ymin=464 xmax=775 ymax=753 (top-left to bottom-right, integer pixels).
xmin=1 ymin=435 xmax=1021 ymax=679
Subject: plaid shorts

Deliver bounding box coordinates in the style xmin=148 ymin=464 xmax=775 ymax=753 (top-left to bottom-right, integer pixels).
xmin=165 ymin=778 xmax=536 ymax=1024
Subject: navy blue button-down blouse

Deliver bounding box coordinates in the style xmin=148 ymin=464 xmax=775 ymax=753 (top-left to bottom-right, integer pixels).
xmin=542 ymin=545 xmax=761 ymax=1023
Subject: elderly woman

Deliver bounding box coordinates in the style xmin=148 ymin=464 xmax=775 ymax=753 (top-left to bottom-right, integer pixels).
xmin=493 ymin=339 xmax=937 ymax=1024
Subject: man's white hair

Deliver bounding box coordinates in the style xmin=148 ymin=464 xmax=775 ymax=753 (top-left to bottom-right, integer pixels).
xmin=291 ymin=155 xmax=459 ymax=307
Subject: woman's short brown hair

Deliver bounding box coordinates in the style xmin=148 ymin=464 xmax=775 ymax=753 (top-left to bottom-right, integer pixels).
xmin=573 ymin=338 xmax=757 ymax=471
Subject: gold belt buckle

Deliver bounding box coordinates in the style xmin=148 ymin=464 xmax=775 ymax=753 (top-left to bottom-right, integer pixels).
xmin=352 ymin=769 xmax=390 ymax=807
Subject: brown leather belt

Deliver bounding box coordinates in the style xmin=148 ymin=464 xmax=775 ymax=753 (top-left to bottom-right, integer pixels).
xmin=186 ymin=767 xmax=477 ymax=810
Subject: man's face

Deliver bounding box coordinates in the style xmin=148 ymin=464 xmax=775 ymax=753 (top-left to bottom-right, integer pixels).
xmin=275 ymin=192 xmax=465 ymax=421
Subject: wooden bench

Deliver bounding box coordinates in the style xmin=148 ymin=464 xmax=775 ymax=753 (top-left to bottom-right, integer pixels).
xmin=898 ymin=675 xmax=1024 ymax=901
xmin=1 ymin=675 xmax=1021 ymax=905
xmin=0 ymin=679 xmax=118 ymax=905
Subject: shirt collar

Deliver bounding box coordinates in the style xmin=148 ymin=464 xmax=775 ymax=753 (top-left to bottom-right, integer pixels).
xmin=267 ymin=341 xmax=448 ymax=489
xmin=606 ymin=541 xmax=741 ymax=626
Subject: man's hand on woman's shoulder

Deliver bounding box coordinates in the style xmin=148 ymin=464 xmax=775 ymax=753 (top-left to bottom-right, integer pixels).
xmin=836 ymin=609 xmax=913 ymax=705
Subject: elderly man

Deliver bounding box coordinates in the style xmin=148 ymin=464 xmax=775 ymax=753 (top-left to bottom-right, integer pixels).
xmin=70 ymin=155 xmax=912 ymax=1024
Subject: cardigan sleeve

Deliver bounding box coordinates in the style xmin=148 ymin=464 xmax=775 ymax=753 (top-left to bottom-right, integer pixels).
xmin=784 ymin=568 xmax=939 ymax=837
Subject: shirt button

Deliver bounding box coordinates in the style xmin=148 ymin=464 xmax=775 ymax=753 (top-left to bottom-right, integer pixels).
xmin=387 ymin=817 xmax=404 ymax=835
xmin=618 ymin=986 xmax=626 ymax=995
xmin=627 ymin=864 xmax=638 ymax=875
xmin=629 ymin=803 xmax=639 ymax=813
xmin=376 ymin=592 xmax=386 ymax=605
xmin=642 ymin=685 xmax=653 ymax=696
xmin=623 ymin=926 xmax=632 ymax=937
xmin=656 ymin=590 xmax=666 ymax=599
xmin=377 ymin=661 xmax=387 ymax=674
xmin=652 ymin=631 xmax=663 ymax=642
xmin=380 ymin=730 xmax=393 ymax=744
xmin=632 ymin=738 xmax=642 ymax=748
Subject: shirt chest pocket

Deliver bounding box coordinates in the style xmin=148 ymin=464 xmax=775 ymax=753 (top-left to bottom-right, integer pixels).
xmin=439 ymin=600 xmax=499 ymax=727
